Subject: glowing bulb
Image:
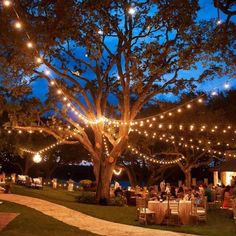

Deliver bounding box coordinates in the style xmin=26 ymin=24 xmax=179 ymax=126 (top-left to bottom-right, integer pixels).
xmin=198 ymin=98 xmax=203 ymax=103
xmin=36 ymin=57 xmax=42 ymax=64
xmin=187 ymin=104 xmax=191 ymax=108
xmin=217 ymin=19 xmax=222 ymax=25
xmin=160 ymin=115 xmax=164 ymax=119
xmin=177 ymin=109 xmax=182 ymax=113
xmin=50 ymin=80 xmax=55 ymax=85
xmin=211 ymin=91 xmax=217 ymax=96
xmin=3 ymin=0 xmax=11 ymax=7
xmin=18 ymin=130 xmax=22 ymax=134
xmin=98 ymin=30 xmax=103 ymax=35
xmin=57 ymin=89 xmax=62 ymax=94
xmin=14 ymin=21 xmax=22 ymax=29
xmin=27 ymin=42 xmax=33 ymax=48
xmin=45 ymin=70 xmax=50 ymax=76
xmin=33 ymin=153 xmax=42 ymax=163
xmin=128 ymin=7 xmax=136 ymax=15
xmin=224 ymin=83 xmax=230 ymax=89
xmin=168 ymin=112 xmax=172 ymax=116
xmin=8 ymin=130 xmax=11 ymax=134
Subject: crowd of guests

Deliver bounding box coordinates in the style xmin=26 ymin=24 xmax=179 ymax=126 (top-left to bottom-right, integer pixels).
xmin=111 ymin=178 xmax=236 ymax=208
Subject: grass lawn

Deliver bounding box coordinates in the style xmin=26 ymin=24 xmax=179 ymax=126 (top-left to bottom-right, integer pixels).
xmin=11 ymin=185 xmax=236 ymax=236
xmin=0 ymin=200 xmax=97 ymax=236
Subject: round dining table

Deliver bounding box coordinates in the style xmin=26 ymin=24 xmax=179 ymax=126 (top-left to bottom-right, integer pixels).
xmin=148 ymin=200 xmax=194 ymax=225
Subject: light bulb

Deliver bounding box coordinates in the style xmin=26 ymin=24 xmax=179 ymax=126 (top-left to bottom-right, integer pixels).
xmin=14 ymin=21 xmax=22 ymax=29
xmin=27 ymin=42 xmax=33 ymax=48
xmin=50 ymin=80 xmax=55 ymax=85
xmin=36 ymin=57 xmax=42 ymax=64
xmin=45 ymin=70 xmax=50 ymax=76
xmin=128 ymin=7 xmax=136 ymax=15
xmin=224 ymin=83 xmax=230 ymax=89
xmin=3 ymin=0 xmax=11 ymax=7
xmin=187 ymin=104 xmax=191 ymax=108
xmin=217 ymin=19 xmax=222 ymax=25
xmin=198 ymin=98 xmax=203 ymax=103
xmin=98 ymin=30 xmax=103 ymax=35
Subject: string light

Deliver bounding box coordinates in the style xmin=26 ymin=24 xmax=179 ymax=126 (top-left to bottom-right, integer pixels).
xmin=128 ymin=145 xmax=185 ymax=165
xmin=103 ymin=135 xmax=109 ymax=157
xmin=113 ymin=168 xmax=122 ymax=175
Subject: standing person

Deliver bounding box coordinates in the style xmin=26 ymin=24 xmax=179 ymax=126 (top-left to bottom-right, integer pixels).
xmin=160 ymin=180 xmax=166 ymax=193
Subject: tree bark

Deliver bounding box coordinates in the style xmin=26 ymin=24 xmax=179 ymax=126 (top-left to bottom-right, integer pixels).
xmin=125 ymin=166 xmax=138 ymax=187
xmin=185 ymin=170 xmax=192 ymax=188
xmin=95 ymin=159 xmax=114 ymax=204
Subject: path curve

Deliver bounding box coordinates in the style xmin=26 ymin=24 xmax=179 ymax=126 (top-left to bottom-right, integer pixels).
xmin=0 ymin=194 xmax=196 ymax=236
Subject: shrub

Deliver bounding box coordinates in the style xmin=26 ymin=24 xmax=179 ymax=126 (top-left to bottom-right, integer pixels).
xmin=109 ymin=195 xmax=127 ymax=206
xmin=79 ymin=179 xmax=93 ymax=191
xmin=77 ymin=192 xmax=96 ymax=204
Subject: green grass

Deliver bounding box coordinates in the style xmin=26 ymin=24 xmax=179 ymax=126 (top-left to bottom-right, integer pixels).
xmin=0 ymin=201 xmax=96 ymax=236
xmin=11 ymin=185 xmax=236 ymax=236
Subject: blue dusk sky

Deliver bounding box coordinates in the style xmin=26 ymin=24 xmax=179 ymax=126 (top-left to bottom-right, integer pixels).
xmin=31 ymin=1 xmax=236 ymax=103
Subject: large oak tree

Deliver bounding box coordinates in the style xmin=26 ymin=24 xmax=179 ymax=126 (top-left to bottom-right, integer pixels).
xmin=0 ymin=0 xmax=235 ymax=202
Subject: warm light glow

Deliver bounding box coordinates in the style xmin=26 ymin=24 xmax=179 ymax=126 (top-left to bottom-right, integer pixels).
xmin=198 ymin=98 xmax=203 ymax=103
xmin=177 ymin=108 xmax=182 ymax=113
xmin=211 ymin=91 xmax=217 ymax=96
xmin=57 ymin=89 xmax=62 ymax=94
xmin=50 ymin=80 xmax=55 ymax=85
xmin=217 ymin=19 xmax=222 ymax=25
xmin=187 ymin=104 xmax=191 ymax=109
xmin=128 ymin=7 xmax=136 ymax=15
xmin=113 ymin=168 xmax=122 ymax=175
xmin=14 ymin=21 xmax=22 ymax=29
xmin=98 ymin=30 xmax=103 ymax=35
xmin=45 ymin=70 xmax=50 ymax=76
xmin=224 ymin=83 xmax=230 ymax=89
xmin=33 ymin=153 xmax=42 ymax=163
xmin=27 ymin=42 xmax=33 ymax=48
xmin=36 ymin=57 xmax=42 ymax=63
xmin=3 ymin=0 xmax=11 ymax=7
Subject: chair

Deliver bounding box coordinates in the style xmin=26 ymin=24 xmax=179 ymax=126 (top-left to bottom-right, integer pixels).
xmin=136 ymin=197 xmax=155 ymax=225
xmin=167 ymin=200 xmax=180 ymax=225
xmin=196 ymin=196 xmax=207 ymax=222
xmin=232 ymin=199 xmax=236 ymax=223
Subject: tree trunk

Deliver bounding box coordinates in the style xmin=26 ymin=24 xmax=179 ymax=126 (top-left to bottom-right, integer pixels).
xmin=185 ymin=170 xmax=192 ymax=188
xmin=23 ymin=156 xmax=33 ymax=175
xmin=94 ymin=159 xmax=114 ymax=204
xmin=125 ymin=166 xmax=138 ymax=187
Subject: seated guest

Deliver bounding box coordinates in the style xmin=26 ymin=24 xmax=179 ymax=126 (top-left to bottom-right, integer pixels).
xmin=114 ymin=187 xmax=123 ymax=197
xmin=147 ymin=186 xmax=157 ymax=200
xmin=222 ymin=186 xmax=232 ymax=208
xmin=170 ymin=186 xmax=177 ymax=199
xmin=183 ymin=189 xmax=192 ymax=201
xmin=177 ymin=186 xmax=184 ymax=199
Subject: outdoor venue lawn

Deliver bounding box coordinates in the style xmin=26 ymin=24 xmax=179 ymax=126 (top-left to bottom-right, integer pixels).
xmin=0 ymin=200 xmax=96 ymax=236
xmin=10 ymin=185 xmax=235 ymax=236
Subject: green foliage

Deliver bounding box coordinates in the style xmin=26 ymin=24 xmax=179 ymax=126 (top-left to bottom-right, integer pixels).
xmin=77 ymin=191 xmax=96 ymax=204
xmin=79 ymin=179 xmax=93 ymax=190
xmin=109 ymin=195 xmax=127 ymax=207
